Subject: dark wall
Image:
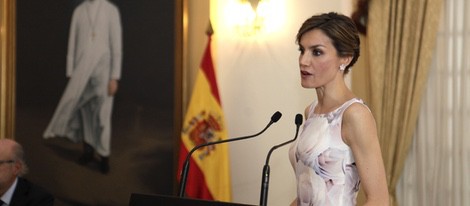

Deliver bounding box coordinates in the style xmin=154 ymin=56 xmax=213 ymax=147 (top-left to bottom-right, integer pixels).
xmin=16 ymin=0 xmax=175 ymax=109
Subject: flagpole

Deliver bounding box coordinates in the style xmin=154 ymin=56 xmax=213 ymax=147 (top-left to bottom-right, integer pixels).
xmin=206 ymin=20 xmax=214 ymax=36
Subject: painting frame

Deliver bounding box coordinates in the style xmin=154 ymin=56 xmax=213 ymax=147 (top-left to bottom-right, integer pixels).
xmin=0 ymin=0 xmax=186 ymax=204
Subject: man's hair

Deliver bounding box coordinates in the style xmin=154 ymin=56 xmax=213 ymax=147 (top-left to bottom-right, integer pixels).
xmin=12 ymin=141 xmax=29 ymax=176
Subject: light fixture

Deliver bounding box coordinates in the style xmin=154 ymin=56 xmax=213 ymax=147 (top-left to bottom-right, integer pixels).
xmin=230 ymin=0 xmax=266 ymax=36
xmin=222 ymin=0 xmax=284 ymax=37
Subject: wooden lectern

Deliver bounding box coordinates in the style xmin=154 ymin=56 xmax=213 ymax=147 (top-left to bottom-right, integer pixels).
xmin=129 ymin=193 xmax=256 ymax=206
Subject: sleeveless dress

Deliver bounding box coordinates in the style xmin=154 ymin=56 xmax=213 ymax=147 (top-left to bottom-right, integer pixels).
xmin=289 ymin=98 xmax=363 ymax=206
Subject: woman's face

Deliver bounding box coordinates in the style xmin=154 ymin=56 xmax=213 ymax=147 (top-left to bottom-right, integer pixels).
xmin=298 ymin=29 xmax=344 ymax=89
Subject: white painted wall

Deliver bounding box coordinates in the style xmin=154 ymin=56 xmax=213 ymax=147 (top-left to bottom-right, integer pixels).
xmin=209 ymin=1 xmax=352 ymax=205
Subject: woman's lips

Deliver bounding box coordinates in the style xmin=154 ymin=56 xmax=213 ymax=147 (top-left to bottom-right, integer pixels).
xmin=301 ymin=70 xmax=311 ymax=76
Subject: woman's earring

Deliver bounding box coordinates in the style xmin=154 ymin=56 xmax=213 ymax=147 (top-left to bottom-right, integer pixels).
xmin=339 ymin=64 xmax=346 ymax=71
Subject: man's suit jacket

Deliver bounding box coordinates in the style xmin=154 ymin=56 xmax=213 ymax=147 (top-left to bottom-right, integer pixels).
xmin=10 ymin=178 xmax=54 ymax=206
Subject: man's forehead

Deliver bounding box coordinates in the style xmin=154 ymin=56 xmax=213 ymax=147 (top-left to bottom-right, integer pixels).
xmin=0 ymin=140 xmax=15 ymax=155
xmin=0 ymin=139 xmax=16 ymax=147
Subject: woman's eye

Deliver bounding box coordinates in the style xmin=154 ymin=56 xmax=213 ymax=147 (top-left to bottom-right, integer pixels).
xmin=312 ymin=49 xmax=322 ymax=56
xmin=298 ymin=47 xmax=305 ymax=54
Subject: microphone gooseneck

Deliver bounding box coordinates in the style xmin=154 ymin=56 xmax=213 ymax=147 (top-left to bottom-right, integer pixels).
xmin=178 ymin=111 xmax=282 ymax=198
xmin=259 ymin=114 xmax=303 ymax=206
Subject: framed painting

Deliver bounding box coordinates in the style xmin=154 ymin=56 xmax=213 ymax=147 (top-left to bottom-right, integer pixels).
xmin=0 ymin=0 xmax=185 ymax=205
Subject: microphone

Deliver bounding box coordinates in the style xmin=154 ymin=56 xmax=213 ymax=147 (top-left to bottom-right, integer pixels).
xmin=259 ymin=114 xmax=303 ymax=206
xmin=178 ymin=111 xmax=282 ymax=197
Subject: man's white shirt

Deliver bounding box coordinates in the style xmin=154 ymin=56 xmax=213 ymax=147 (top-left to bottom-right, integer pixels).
xmin=0 ymin=177 xmax=18 ymax=206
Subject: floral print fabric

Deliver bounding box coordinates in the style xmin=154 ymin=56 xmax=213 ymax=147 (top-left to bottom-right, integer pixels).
xmin=289 ymin=98 xmax=363 ymax=206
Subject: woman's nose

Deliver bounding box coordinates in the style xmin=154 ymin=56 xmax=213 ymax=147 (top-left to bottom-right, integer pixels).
xmin=299 ymin=54 xmax=310 ymax=67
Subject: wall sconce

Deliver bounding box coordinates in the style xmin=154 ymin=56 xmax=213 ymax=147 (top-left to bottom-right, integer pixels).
xmin=225 ymin=0 xmax=283 ymax=37
xmin=222 ymin=0 xmax=288 ymax=37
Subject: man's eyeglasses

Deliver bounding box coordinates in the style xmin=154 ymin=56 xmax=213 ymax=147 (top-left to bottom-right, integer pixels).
xmin=0 ymin=160 xmax=15 ymax=165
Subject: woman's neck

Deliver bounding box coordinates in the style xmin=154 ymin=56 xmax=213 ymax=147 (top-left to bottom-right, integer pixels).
xmin=315 ymin=80 xmax=354 ymax=114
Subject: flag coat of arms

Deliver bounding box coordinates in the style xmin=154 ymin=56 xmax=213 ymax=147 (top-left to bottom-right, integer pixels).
xmin=178 ymin=32 xmax=231 ymax=201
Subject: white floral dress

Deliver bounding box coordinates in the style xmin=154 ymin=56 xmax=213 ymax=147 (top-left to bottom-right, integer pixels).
xmin=289 ymin=98 xmax=363 ymax=206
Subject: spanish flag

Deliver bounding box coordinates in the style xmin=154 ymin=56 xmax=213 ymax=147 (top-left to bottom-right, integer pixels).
xmin=178 ymin=28 xmax=231 ymax=201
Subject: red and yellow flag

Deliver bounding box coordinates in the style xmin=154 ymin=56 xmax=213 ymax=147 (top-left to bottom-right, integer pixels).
xmin=178 ymin=33 xmax=231 ymax=201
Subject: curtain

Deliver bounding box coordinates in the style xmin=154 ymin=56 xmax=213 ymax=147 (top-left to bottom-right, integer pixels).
xmin=361 ymin=0 xmax=443 ymax=205
xmin=396 ymin=0 xmax=470 ymax=205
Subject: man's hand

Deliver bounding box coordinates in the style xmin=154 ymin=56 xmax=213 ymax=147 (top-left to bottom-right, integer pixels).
xmin=108 ymin=79 xmax=118 ymax=96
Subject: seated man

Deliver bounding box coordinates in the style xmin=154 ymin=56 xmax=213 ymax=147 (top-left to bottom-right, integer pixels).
xmin=0 ymin=138 xmax=54 ymax=206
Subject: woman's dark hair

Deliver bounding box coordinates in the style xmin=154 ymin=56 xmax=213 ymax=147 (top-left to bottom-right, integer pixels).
xmin=296 ymin=12 xmax=360 ymax=74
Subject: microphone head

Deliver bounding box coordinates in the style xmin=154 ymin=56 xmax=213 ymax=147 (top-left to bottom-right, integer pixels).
xmin=271 ymin=111 xmax=282 ymax=122
xmin=295 ymin=114 xmax=303 ymax=125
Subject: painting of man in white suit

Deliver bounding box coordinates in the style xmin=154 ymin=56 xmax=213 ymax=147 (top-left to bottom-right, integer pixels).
xmin=43 ymin=0 xmax=122 ymax=174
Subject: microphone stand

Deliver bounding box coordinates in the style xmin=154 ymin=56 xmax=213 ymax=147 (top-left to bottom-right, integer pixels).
xmin=178 ymin=111 xmax=282 ymax=198
xmin=259 ymin=114 xmax=302 ymax=206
